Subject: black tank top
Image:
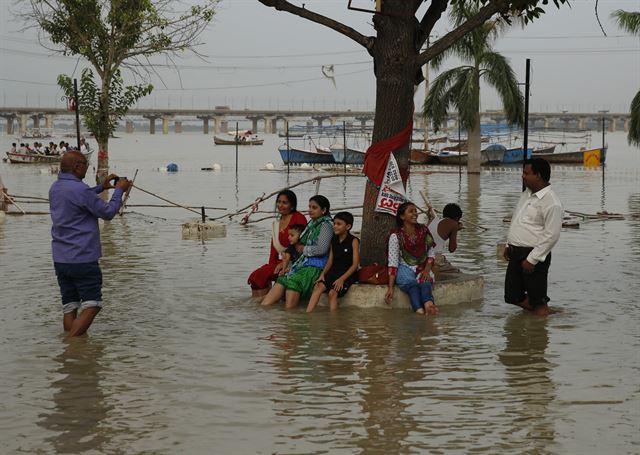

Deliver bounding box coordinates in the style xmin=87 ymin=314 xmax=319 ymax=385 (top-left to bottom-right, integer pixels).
xmin=331 ymin=233 xmax=358 ymax=276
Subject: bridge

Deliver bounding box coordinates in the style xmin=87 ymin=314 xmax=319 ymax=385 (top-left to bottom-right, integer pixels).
xmin=0 ymin=106 xmax=630 ymax=136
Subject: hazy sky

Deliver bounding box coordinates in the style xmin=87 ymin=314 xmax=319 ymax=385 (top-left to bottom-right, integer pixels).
xmin=0 ymin=0 xmax=638 ymax=113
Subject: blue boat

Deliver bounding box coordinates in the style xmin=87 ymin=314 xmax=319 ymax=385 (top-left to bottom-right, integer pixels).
xmin=503 ymin=147 xmax=533 ymax=164
xmin=329 ymin=144 xmax=366 ymax=165
xmin=278 ymin=146 xmax=335 ymax=165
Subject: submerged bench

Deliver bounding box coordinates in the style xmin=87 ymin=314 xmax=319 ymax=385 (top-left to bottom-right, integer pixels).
xmin=319 ymin=272 xmax=484 ymax=309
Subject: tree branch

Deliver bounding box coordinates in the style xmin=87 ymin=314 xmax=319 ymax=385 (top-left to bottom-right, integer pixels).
xmin=416 ymin=0 xmax=450 ymax=50
xmin=257 ymin=0 xmax=374 ymax=51
xmin=417 ymin=0 xmax=508 ymax=66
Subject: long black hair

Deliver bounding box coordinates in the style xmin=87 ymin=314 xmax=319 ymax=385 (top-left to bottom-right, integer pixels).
xmin=275 ymin=189 xmax=298 ymax=212
xmin=395 ymin=201 xmax=416 ymax=227
xmin=309 ymin=194 xmax=330 ymax=217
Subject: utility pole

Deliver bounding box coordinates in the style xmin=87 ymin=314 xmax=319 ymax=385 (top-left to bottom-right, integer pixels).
xmin=522 ymin=58 xmax=531 ymax=191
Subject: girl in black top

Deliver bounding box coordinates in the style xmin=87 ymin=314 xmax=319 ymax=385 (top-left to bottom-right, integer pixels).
xmin=306 ymin=212 xmax=360 ymax=312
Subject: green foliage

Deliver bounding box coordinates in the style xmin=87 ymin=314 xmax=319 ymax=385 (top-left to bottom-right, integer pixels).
xmin=424 ymin=0 xmax=523 ymax=132
xmin=611 ymin=9 xmax=640 ymax=35
xmin=28 ymin=0 xmax=216 ymax=169
xmin=611 ymin=9 xmax=639 ymax=147
xmin=58 ymin=69 xmax=152 ymax=145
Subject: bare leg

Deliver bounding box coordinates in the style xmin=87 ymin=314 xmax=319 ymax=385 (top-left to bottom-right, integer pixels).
xmin=261 ymin=283 xmax=286 ymax=306
xmin=306 ymin=283 xmax=326 ymax=313
xmin=63 ymin=310 xmax=77 ymax=332
xmin=67 ymin=307 xmax=100 ymax=337
xmin=252 ymin=287 xmax=270 ymax=299
xmin=284 ymin=290 xmax=301 ymax=309
xmin=515 ymin=295 xmax=534 ymax=311
xmin=328 ymin=290 xmax=339 ymax=312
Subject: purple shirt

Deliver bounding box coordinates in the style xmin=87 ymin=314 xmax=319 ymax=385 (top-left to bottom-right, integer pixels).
xmin=49 ymin=173 xmax=124 ymax=263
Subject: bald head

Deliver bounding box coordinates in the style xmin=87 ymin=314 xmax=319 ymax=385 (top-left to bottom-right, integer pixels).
xmin=60 ymin=151 xmax=89 ymax=179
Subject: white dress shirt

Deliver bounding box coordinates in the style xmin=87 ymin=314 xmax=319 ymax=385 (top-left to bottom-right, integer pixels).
xmin=507 ymin=185 xmax=563 ymax=265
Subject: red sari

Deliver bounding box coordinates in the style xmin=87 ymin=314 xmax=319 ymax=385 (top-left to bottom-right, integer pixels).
xmin=248 ymin=211 xmax=307 ymax=290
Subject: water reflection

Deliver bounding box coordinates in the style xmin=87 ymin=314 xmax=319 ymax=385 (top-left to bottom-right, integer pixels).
xmin=498 ymin=314 xmax=556 ymax=451
xmin=38 ymin=338 xmax=111 ymax=454
xmin=265 ymin=311 xmax=441 ymax=454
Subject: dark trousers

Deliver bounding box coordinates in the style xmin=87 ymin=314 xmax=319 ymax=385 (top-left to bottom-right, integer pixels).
xmin=504 ymin=245 xmax=551 ymax=308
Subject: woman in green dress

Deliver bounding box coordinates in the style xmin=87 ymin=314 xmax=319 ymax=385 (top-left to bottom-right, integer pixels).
xmin=261 ymin=195 xmax=333 ymax=309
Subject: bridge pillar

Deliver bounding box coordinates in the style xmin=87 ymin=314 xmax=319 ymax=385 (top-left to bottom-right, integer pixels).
xmin=264 ymin=116 xmax=275 ymax=134
xmin=543 ymin=117 xmax=551 ymax=129
xmin=161 ymin=115 xmax=172 ymax=134
xmin=31 ymin=114 xmax=41 ymax=130
xmin=45 ymin=114 xmax=55 ymax=130
xmin=197 ymin=115 xmax=214 ymax=134
xmin=577 ymin=118 xmax=586 ymax=130
xmin=174 ymin=120 xmax=182 ymax=134
xmin=312 ymin=115 xmax=329 ymax=128
xmin=20 ymin=114 xmax=28 ymax=137
xmin=219 ymin=119 xmax=228 ymax=133
xmin=624 ymin=118 xmax=630 ymax=133
xmin=126 ymin=120 xmax=134 ymax=133
xmin=329 ymin=116 xmax=338 ymax=126
xmin=608 ymin=118 xmax=616 ymax=133
xmin=143 ymin=115 xmax=160 ymax=134
xmin=245 ymin=116 xmax=261 ymax=134
xmin=0 ymin=114 xmax=16 ymax=136
xmin=306 ymin=120 xmax=314 ymax=131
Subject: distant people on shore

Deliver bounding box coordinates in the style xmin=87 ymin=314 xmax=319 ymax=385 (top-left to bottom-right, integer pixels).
xmin=306 ymin=211 xmax=360 ymax=313
xmin=248 ymin=190 xmax=307 ymax=297
xmin=504 ymin=158 xmax=562 ymax=316
xmin=261 ymin=195 xmax=333 ymax=309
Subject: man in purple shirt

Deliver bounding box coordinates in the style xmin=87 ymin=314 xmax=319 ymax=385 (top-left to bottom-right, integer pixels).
xmin=50 ymin=151 xmax=132 ymax=336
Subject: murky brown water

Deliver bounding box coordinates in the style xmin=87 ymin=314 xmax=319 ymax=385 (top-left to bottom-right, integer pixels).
xmin=0 ymin=131 xmax=638 ymax=454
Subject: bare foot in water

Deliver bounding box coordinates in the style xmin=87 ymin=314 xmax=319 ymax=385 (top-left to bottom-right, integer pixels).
xmin=425 ymin=301 xmax=438 ymax=316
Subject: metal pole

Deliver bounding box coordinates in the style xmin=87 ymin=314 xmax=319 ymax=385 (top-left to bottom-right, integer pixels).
xmin=201 ymin=206 xmax=206 ymax=223
xmin=522 ymin=58 xmax=530 ymax=191
xmin=342 ymin=120 xmax=347 ymax=173
xmin=235 ymin=121 xmax=239 ymax=174
xmin=286 ymin=120 xmax=290 ymax=175
xmin=458 ymin=114 xmax=461 ymax=178
xmin=73 ymin=78 xmax=81 ymax=150
xmin=602 ymin=115 xmax=606 ymax=152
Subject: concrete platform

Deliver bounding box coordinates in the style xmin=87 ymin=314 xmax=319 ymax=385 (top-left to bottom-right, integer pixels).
xmin=320 ymin=272 xmax=484 ymax=309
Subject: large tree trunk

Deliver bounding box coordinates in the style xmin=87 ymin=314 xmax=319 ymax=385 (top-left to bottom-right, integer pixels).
xmin=467 ymin=73 xmax=482 ymax=174
xmin=360 ymin=6 xmax=419 ymax=266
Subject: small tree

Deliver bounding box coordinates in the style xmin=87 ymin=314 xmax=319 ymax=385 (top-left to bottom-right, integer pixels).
xmin=258 ymin=0 xmax=566 ymax=265
xmin=611 ymin=9 xmax=640 ymax=147
xmin=425 ymin=1 xmax=524 ymax=173
xmin=24 ymin=0 xmax=217 ymax=182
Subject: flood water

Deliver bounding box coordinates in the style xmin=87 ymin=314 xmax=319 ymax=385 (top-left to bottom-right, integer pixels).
xmin=0 ymin=131 xmax=638 ymax=454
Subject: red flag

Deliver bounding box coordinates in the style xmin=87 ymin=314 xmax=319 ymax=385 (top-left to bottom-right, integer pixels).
xmin=363 ymin=122 xmax=412 ymax=186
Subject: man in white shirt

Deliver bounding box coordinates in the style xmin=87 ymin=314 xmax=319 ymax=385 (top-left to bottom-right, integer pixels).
xmin=504 ymin=158 xmax=563 ymax=316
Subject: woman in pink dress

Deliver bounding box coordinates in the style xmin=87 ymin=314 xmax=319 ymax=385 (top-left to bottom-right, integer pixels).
xmin=248 ymin=190 xmax=307 ymax=297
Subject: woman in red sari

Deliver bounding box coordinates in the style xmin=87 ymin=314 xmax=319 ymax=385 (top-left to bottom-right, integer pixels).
xmin=248 ymin=190 xmax=307 ymax=297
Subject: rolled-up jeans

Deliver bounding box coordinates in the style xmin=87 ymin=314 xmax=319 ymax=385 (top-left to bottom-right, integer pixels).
xmin=395 ymin=263 xmax=434 ymax=312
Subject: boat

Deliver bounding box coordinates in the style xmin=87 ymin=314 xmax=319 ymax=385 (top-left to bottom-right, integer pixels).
xmin=433 ymin=151 xmax=468 ymax=165
xmin=532 ymin=145 xmax=557 ymax=154
xmin=20 ymin=128 xmax=55 ymax=139
xmin=503 ymin=147 xmax=533 ymax=164
xmin=481 ymin=144 xmax=506 ymax=165
xmin=278 ymin=146 xmax=336 ymax=165
xmin=278 ymin=130 xmax=306 ymax=138
xmin=6 ymin=149 xmax=94 ymax=164
xmin=535 ymin=147 xmax=606 ymax=165
xmin=213 ymin=134 xmax=264 ymax=145
xmin=410 ymin=149 xmax=435 ymax=164
xmin=329 ymin=144 xmax=365 ymax=165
